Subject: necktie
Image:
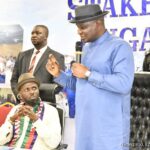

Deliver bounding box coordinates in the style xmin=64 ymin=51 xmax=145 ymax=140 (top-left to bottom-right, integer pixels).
xmin=28 ymin=50 xmax=40 ymax=73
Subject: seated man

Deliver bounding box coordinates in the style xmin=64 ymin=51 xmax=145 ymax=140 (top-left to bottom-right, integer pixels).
xmin=0 ymin=73 xmax=61 ymax=150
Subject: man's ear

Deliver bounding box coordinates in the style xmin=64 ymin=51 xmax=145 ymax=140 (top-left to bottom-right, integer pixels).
xmin=17 ymin=94 xmax=25 ymax=103
xmin=17 ymin=93 xmax=22 ymax=100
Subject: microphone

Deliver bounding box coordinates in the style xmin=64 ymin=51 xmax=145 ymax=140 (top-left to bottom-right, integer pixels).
xmin=75 ymin=41 xmax=82 ymax=63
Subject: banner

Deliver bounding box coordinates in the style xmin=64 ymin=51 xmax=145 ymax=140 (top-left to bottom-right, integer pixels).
xmin=67 ymin=0 xmax=150 ymax=71
xmin=0 ymin=25 xmax=23 ymax=104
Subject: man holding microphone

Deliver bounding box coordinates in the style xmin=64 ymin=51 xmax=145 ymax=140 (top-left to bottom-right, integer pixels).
xmin=46 ymin=4 xmax=134 ymax=150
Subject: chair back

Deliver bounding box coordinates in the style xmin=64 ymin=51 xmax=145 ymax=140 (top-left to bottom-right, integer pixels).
xmin=39 ymin=83 xmax=62 ymax=103
xmin=44 ymin=102 xmax=68 ymax=149
xmin=56 ymin=107 xmax=64 ymax=135
xmin=0 ymin=102 xmax=14 ymax=126
xmin=130 ymin=72 xmax=150 ymax=148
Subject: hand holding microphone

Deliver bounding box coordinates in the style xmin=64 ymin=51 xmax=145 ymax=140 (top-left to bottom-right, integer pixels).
xmin=75 ymin=41 xmax=82 ymax=63
xmin=71 ymin=63 xmax=90 ymax=79
xmin=73 ymin=41 xmax=91 ymax=79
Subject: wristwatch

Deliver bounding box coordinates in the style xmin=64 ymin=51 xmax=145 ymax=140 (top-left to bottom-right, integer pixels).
xmin=85 ymin=70 xmax=91 ymax=79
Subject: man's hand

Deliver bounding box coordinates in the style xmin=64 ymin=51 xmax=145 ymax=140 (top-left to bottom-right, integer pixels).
xmin=71 ymin=63 xmax=89 ymax=78
xmin=22 ymin=105 xmax=38 ymax=122
xmin=10 ymin=105 xmax=38 ymax=123
xmin=9 ymin=106 xmax=25 ymax=123
xmin=46 ymin=54 xmax=61 ymax=77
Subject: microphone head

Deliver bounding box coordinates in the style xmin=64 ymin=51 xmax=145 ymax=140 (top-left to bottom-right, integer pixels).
xmin=75 ymin=41 xmax=82 ymax=52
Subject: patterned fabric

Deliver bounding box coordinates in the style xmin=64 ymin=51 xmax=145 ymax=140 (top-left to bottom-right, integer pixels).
xmin=7 ymin=99 xmax=44 ymax=149
xmin=0 ymin=100 xmax=61 ymax=150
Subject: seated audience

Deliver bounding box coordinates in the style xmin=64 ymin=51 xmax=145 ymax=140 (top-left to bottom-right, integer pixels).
xmin=0 ymin=73 xmax=61 ymax=150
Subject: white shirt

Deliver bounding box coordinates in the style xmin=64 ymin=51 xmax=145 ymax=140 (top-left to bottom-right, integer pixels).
xmin=29 ymin=45 xmax=48 ymax=73
xmin=0 ymin=102 xmax=61 ymax=150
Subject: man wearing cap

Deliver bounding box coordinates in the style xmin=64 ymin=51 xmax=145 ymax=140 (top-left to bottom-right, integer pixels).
xmin=0 ymin=73 xmax=61 ymax=150
xmin=46 ymin=4 xmax=134 ymax=150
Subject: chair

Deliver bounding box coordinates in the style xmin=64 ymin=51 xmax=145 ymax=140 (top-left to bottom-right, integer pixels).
xmin=130 ymin=72 xmax=150 ymax=150
xmin=39 ymin=83 xmax=63 ymax=103
xmin=0 ymin=102 xmax=14 ymax=126
xmin=45 ymin=102 xmax=68 ymax=150
xmin=39 ymin=83 xmax=68 ymax=149
xmin=56 ymin=107 xmax=68 ymax=150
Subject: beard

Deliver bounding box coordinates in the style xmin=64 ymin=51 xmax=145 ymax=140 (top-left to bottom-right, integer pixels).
xmin=24 ymin=98 xmax=39 ymax=107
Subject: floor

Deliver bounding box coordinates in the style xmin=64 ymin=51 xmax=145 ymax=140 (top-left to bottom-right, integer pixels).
xmin=63 ymin=118 xmax=75 ymax=150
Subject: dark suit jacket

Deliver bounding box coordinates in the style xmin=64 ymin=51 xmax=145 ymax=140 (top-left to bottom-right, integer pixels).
xmin=11 ymin=46 xmax=65 ymax=102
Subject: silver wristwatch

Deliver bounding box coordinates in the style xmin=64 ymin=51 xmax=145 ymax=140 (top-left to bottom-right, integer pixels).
xmin=85 ymin=70 xmax=91 ymax=79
